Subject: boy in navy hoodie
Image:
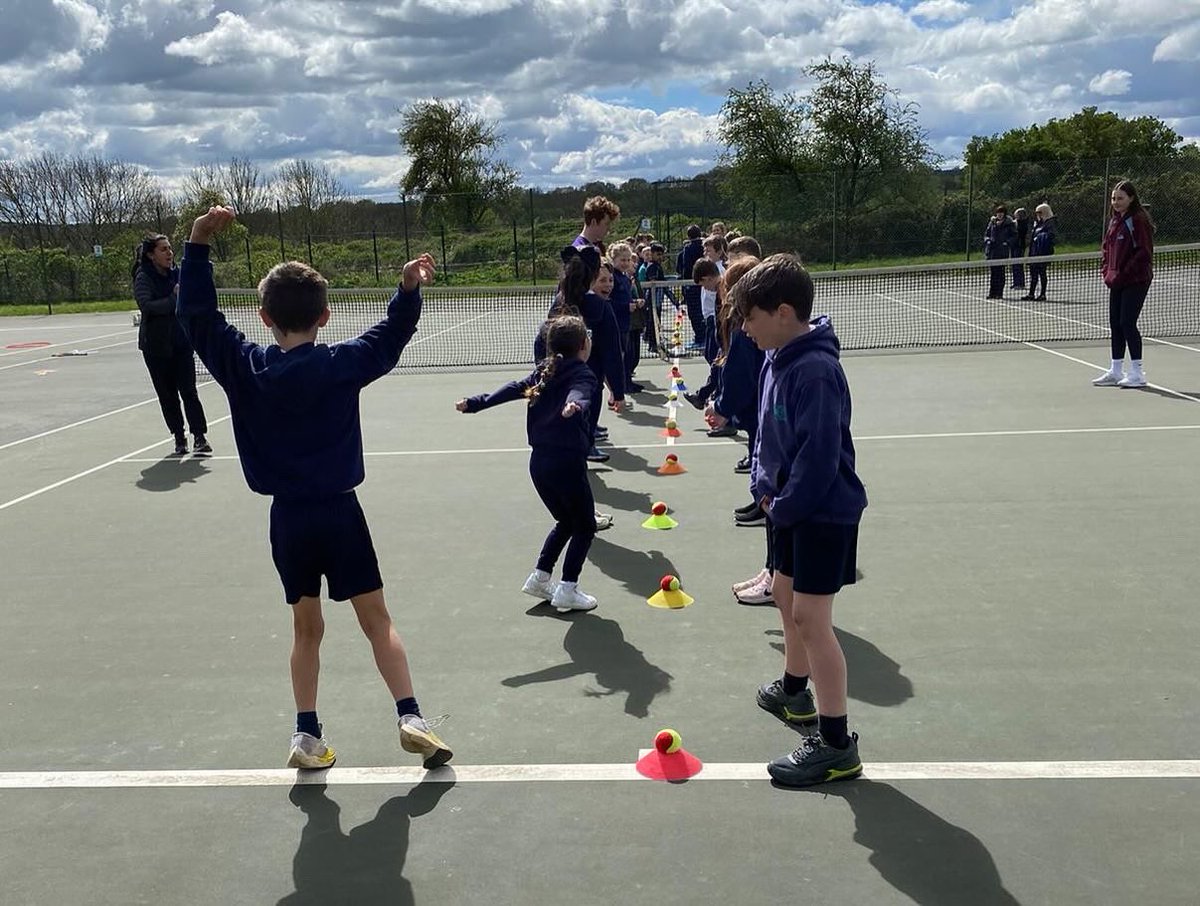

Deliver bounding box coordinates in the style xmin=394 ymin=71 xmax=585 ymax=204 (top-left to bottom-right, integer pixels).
xmin=732 ymin=253 xmax=868 ymax=788
xmin=176 ymin=206 xmax=452 ymax=772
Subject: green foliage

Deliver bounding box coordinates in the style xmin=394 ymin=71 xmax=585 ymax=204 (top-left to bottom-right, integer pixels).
xmin=172 ymin=187 xmax=248 ymax=262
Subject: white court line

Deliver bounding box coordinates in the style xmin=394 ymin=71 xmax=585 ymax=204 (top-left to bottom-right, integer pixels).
xmin=0 ymin=337 xmax=139 ymax=372
xmin=0 ymin=328 xmax=134 ymax=358
xmin=406 ymin=309 xmax=494 ymax=347
xmin=945 ymin=288 xmax=1200 ymax=354
xmin=109 ymin=423 xmax=1200 ymax=464
xmin=0 ymin=415 xmax=232 ymax=512
xmin=0 ymin=322 xmax=131 ymax=332
xmin=876 ymin=292 xmax=1200 ymax=404
xmin=1 ymin=759 xmax=1197 ymax=789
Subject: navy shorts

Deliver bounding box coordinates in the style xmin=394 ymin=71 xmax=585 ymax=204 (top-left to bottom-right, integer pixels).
xmin=772 ymin=520 xmax=859 ymax=596
xmin=269 ymin=492 xmax=383 ymax=605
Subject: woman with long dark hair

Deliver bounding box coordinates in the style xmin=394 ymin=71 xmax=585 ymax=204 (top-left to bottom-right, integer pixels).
xmin=1093 ymin=181 xmax=1155 ymax=388
xmin=132 ymin=234 xmax=210 ymax=454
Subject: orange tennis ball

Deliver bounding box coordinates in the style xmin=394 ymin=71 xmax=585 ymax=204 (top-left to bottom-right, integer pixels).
xmin=655 ymin=729 xmax=682 ymax=754
xmin=651 ymin=501 xmax=667 ymax=516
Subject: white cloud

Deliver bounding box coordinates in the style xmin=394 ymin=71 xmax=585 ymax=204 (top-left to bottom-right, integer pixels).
xmin=1088 ymin=68 xmax=1132 ymax=95
xmin=1153 ymin=22 xmax=1200 ymax=62
xmin=165 ymin=11 xmax=304 ymax=65
xmin=910 ymin=0 xmax=971 ymax=21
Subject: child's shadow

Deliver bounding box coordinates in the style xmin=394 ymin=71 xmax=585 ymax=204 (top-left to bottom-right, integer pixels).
xmin=804 ymin=782 xmax=1022 ymax=905
xmin=587 ymin=535 xmax=680 ymax=599
xmin=136 ymin=457 xmax=211 ymax=492
xmin=594 ymin=445 xmax=657 ymax=476
xmin=766 ymin=627 xmax=913 ymax=707
xmin=588 ymin=470 xmax=656 ymax=513
xmin=503 ymin=609 xmax=672 ymax=718
xmin=278 ymin=781 xmax=455 ymax=906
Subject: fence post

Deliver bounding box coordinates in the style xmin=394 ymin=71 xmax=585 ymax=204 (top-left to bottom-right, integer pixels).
xmin=401 ymin=193 xmax=412 ymax=264
xmin=440 ymin=223 xmax=448 ymax=284
xmin=306 ymin=233 xmax=314 ymax=266
xmin=276 ymin=201 xmax=285 ymax=262
xmin=702 ymin=179 xmax=708 ymax=226
xmin=751 ymin=200 xmax=757 ymax=241
xmin=964 ymin=165 xmax=974 ymax=261
xmin=244 ymin=234 xmax=252 ymax=285
xmin=653 ymin=182 xmax=660 ymax=238
xmin=528 ymin=187 xmax=537 ymax=286
xmin=156 ymin=203 xmax=163 ymax=235
xmin=831 ymin=171 xmax=838 ymax=270
xmin=512 ymin=219 xmax=519 ymax=280
xmin=1101 ymin=158 xmax=1111 ymax=245
xmin=372 ymin=227 xmax=380 ymax=285
xmin=38 ymin=236 xmax=51 ymax=315
xmin=1 ymin=251 xmax=8 ymax=304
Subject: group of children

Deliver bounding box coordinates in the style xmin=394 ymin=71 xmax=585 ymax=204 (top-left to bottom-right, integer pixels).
xmin=174 ymin=197 xmax=868 ymax=789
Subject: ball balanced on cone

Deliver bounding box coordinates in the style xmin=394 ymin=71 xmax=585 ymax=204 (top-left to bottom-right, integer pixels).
xmin=655 ymin=728 xmax=682 ymax=754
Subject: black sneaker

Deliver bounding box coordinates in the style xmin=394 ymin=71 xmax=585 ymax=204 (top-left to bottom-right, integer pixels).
xmin=768 ymin=732 xmax=862 ymax=787
xmin=733 ymin=456 xmax=751 ymax=474
xmin=683 ymin=392 xmax=705 ymax=410
xmin=626 ymin=381 xmax=644 ymax=393
xmin=587 ymin=446 xmax=610 ymax=463
xmin=708 ymin=424 xmax=737 ymax=438
xmin=734 ymin=504 xmax=765 ymax=527
xmin=733 ymin=500 xmax=759 ymax=517
xmin=193 ymin=435 xmax=212 ymax=455
xmin=756 ymin=679 xmax=818 ymax=729
xmin=171 ymin=436 xmax=188 ymax=456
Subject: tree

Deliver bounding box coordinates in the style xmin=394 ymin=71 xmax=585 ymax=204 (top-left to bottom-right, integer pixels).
xmin=715 ymin=80 xmax=810 ymax=198
xmin=173 ymin=186 xmax=247 ymax=261
xmin=398 ymin=98 xmax=519 ymax=228
xmin=274 ymin=159 xmax=344 ymax=233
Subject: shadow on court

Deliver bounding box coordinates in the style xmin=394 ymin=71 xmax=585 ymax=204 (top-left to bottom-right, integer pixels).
xmin=798 ymin=782 xmax=1022 ymax=906
xmin=766 ymin=627 xmax=914 ymax=707
xmin=588 ymin=470 xmax=656 ymax=513
xmin=587 ymin=535 xmax=680 ymax=597
xmin=279 ymin=781 xmax=455 ymax=906
xmin=1128 ymin=385 xmax=1200 ymax=402
xmin=502 ymin=607 xmax=672 ymax=718
xmin=135 ymin=456 xmax=212 ymax=492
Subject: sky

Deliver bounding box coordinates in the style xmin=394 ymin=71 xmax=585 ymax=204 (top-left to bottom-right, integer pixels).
xmin=2 ymin=0 xmax=1199 ymax=201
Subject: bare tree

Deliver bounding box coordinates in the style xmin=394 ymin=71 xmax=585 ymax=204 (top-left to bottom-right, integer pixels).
xmin=274 ymin=159 xmax=344 ymax=232
xmin=225 ymin=156 xmax=272 ymax=215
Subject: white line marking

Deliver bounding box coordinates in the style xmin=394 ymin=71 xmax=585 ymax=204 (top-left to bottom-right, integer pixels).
xmin=0 ymin=760 xmax=1196 ymax=789
xmin=0 ymin=415 xmax=232 ymax=511
xmin=876 ymin=292 xmax=1200 ymax=403
xmin=0 ymin=329 xmax=134 ymax=358
xmin=0 ymin=322 xmax=132 ymax=332
xmin=0 ymin=337 xmax=139 ymax=372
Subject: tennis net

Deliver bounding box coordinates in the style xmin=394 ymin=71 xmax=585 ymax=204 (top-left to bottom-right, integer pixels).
xmin=210 ymin=244 xmax=1200 ymax=372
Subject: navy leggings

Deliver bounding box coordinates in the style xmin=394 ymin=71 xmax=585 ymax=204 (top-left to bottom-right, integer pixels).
xmin=529 ymin=448 xmax=596 ymax=583
xmin=1109 ymin=284 xmax=1150 ymax=360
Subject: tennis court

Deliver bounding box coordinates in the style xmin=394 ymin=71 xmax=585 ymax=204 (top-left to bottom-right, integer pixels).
xmin=1 ymin=257 xmax=1198 ymax=904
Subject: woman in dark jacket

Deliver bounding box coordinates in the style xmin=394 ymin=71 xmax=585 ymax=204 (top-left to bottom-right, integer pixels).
xmin=1023 ymin=203 xmax=1056 ymax=301
xmin=132 ymin=234 xmax=210 ymax=455
xmin=983 ymin=205 xmax=1016 ymax=299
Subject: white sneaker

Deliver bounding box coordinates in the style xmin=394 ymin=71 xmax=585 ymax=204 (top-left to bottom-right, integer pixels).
xmin=1092 ymin=369 xmax=1123 ymax=386
xmin=550 ymin=583 xmax=598 ymax=612
xmin=732 ymin=568 xmax=769 ymax=594
xmin=399 ymin=714 xmax=453 ymax=769
xmin=1118 ymin=372 xmax=1146 ymax=388
xmin=287 ymin=730 xmax=336 ymax=769
xmin=735 ymin=576 xmax=775 ymax=606
xmin=594 ymin=512 xmax=614 ymax=531
xmin=522 ymin=571 xmax=557 ymax=600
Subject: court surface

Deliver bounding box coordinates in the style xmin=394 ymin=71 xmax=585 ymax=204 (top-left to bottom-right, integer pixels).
xmin=1 ymin=306 xmax=1198 ymax=905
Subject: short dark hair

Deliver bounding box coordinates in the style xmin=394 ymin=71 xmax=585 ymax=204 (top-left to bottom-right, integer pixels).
xmin=692 ymin=258 xmax=720 ymax=282
xmin=993 ymin=204 xmax=1007 ymax=214
xmin=727 ymin=235 xmax=762 ymax=259
xmin=649 ymin=241 xmax=665 ymax=254
xmin=730 ymin=254 xmax=814 ymax=322
xmin=686 ymin=224 xmax=702 ymax=240
xmin=258 ymin=261 xmax=329 ymax=333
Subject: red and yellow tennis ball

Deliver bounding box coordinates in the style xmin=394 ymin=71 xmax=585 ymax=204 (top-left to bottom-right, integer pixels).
xmin=659 ymin=574 xmax=680 ymax=592
xmin=670 ymin=367 xmax=681 ymax=377
xmin=655 ymin=729 xmax=682 ymax=754
xmin=665 ymin=453 xmax=678 ymax=463
xmin=651 ymin=501 xmax=667 ymax=516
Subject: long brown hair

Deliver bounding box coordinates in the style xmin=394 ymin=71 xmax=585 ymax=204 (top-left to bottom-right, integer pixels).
xmin=527 ymin=315 xmax=588 ymax=406
xmin=714 ymin=256 xmax=760 ymax=364
xmin=1112 ymin=179 xmax=1156 ymax=232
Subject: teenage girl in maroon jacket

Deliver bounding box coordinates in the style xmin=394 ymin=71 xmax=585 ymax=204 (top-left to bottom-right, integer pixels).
xmin=1094 ymin=180 xmax=1154 ymax=388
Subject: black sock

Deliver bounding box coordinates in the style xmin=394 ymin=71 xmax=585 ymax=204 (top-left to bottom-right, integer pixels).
xmin=396 ymin=697 xmax=421 ymax=720
xmin=296 ymin=711 xmax=320 ymax=737
xmin=819 ymin=714 xmax=850 ymax=749
xmin=782 ymin=672 xmax=809 ymax=696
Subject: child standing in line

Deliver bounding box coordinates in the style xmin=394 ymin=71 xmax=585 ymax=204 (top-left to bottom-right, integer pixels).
xmin=607 ymin=241 xmax=643 ymax=392
xmin=175 ymin=206 xmax=452 ymax=772
xmin=731 ymin=253 xmax=868 ymax=788
xmin=456 ymin=316 xmax=600 ymax=613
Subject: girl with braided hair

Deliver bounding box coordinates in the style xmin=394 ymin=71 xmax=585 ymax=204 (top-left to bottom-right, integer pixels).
xmin=455 ymin=316 xmax=601 ymax=612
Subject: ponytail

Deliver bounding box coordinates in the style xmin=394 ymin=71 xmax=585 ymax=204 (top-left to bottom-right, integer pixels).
xmin=525 ymin=315 xmax=589 ymax=407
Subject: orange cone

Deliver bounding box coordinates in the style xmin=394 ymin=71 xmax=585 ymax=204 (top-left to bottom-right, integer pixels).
xmin=657 ymin=453 xmax=687 ymax=475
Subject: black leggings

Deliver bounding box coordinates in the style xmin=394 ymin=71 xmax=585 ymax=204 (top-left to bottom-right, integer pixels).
xmin=529 ymin=448 xmax=595 ymax=583
xmin=1028 ymin=264 xmax=1048 ymax=297
xmin=1109 ymin=284 xmax=1150 ymax=360
xmin=143 ymin=348 xmax=207 ymax=439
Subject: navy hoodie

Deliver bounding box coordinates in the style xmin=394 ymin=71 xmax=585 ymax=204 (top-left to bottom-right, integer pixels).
xmin=176 ymin=242 xmax=421 ymax=499
xmin=714 ymin=328 xmax=765 ymax=425
xmin=534 ymin=291 xmax=626 ymax=400
xmin=461 ymin=357 xmax=597 ymax=455
xmin=752 ymin=317 xmax=867 ymax=527
xmin=609 ymin=270 xmax=634 ymax=335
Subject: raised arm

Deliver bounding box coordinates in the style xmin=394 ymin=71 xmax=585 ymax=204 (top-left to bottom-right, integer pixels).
xmin=457 ymin=370 xmax=539 ymax=413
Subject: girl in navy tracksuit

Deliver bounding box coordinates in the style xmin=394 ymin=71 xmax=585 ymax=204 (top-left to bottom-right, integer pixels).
xmin=457 ymin=315 xmax=601 ymax=613
xmin=535 ymin=245 xmax=626 ymax=461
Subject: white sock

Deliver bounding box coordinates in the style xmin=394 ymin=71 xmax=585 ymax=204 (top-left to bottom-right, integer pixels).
xmin=1130 ymin=359 xmax=1143 ymax=375
xmin=534 ymin=569 xmax=551 ymax=582
xmin=1111 ymin=358 xmax=1124 ymax=374
xmin=559 ymin=580 xmax=577 ymax=590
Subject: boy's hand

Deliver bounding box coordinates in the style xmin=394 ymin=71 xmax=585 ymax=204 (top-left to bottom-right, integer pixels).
xmin=402 ymin=253 xmax=436 ymax=292
xmin=189 ymin=206 xmax=237 ymax=245
xmin=562 ymin=401 xmax=581 ymax=418
xmin=454 ymin=399 xmax=469 ymax=412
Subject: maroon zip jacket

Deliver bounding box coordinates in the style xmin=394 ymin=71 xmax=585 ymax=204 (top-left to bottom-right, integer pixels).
xmin=1101 ymin=210 xmax=1154 ymax=288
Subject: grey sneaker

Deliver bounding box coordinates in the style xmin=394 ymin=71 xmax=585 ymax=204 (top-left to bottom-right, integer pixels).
xmin=287 ymin=729 xmax=336 ymax=770
xmin=756 ymin=679 xmax=817 ymax=728
xmin=768 ymin=732 xmax=862 ymax=787
xmin=399 ymin=714 xmax=453 ymax=769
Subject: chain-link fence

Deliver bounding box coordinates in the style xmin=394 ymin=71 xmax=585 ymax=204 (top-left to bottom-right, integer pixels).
xmin=3 ymin=156 xmax=1197 ymax=308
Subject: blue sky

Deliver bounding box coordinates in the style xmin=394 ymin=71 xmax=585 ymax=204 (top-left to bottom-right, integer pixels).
xmin=1 ymin=0 xmax=1198 ymax=200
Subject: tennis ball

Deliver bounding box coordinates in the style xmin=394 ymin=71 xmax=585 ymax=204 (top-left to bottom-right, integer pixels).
xmin=651 ymin=501 xmax=667 ymax=516
xmin=666 ymin=453 xmax=678 ymax=463
xmin=659 ymin=574 xmax=680 ymax=592
xmin=671 ymin=367 xmax=681 ymax=377
xmin=655 ymin=729 xmax=682 ymax=754
xmin=667 ymin=391 xmax=677 ymax=401
xmin=665 ymin=419 xmax=677 ymax=430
